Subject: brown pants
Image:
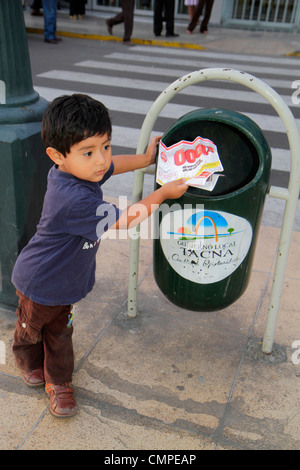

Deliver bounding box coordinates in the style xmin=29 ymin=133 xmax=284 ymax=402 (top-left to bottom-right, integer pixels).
xmin=13 ymin=291 xmax=74 ymax=384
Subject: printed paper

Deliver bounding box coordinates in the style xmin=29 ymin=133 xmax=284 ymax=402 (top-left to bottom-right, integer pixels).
xmin=156 ymin=136 xmax=224 ymax=191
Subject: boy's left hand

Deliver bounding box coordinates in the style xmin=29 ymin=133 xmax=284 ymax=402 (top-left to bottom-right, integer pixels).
xmin=145 ymin=135 xmax=162 ymax=165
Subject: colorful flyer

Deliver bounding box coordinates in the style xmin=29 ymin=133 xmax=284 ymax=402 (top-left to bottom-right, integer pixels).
xmin=156 ymin=136 xmax=224 ymax=191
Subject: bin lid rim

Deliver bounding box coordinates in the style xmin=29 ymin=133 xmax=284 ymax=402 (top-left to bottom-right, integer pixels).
xmin=160 ymin=108 xmax=271 ymax=199
xmin=163 ymin=108 xmax=270 ymax=151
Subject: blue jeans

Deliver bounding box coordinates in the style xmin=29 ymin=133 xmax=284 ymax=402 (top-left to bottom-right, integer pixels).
xmin=42 ymin=0 xmax=58 ymax=40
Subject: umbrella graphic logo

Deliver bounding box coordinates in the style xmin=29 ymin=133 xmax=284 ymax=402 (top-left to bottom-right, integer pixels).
xmin=160 ymin=209 xmax=253 ymax=284
xmin=171 ymin=210 xmax=234 ymax=242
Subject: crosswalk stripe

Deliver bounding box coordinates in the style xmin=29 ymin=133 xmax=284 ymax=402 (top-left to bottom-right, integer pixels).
xmin=271 ymin=148 xmax=291 ymax=172
xmin=34 ymin=85 xmax=298 ymax=134
xmin=34 ymin=85 xmax=291 ymax=173
xmin=35 ymin=85 xmax=198 ymax=119
xmin=31 ymin=42 xmax=300 ymax=217
xmin=34 ymin=44 xmax=299 ymax=181
xmin=131 ymin=45 xmax=300 ymax=67
xmin=104 ymin=52 xmax=300 ymax=80
xmin=37 ymin=69 xmax=297 ymax=108
xmin=75 ymin=60 xmax=296 ymax=91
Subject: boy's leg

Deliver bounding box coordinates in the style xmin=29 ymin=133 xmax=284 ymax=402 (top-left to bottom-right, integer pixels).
xmin=13 ymin=292 xmax=74 ymax=385
xmin=13 ymin=292 xmax=44 ymax=384
xmin=13 ymin=292 xmax=76 ymax=416
xmin=43 ymin=304 xmax=76 ymax=418
xmin=42 ymin=304 xmax=74 ymax=385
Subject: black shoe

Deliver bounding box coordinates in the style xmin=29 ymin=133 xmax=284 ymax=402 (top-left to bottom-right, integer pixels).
xmin=31 ymin=9 xmax=43 ymax=16
xmin=44 ymin=38 xmax=59 ymax=44
xmin=166 ymin=33 xmax=179 ymax=37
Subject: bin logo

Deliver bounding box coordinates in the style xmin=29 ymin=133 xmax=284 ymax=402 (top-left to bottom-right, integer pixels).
xmin=173 ymin=210 xmax=231 ymax=242
xmin=160 ymin=209 xmax=253 ymax=284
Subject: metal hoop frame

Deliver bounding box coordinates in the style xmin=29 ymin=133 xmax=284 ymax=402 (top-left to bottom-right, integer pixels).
xmin=127 ymin=68 xmax=300 ymax=354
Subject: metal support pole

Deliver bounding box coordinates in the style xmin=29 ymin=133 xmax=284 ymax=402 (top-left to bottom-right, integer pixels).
xmin=127 ymin=68 xmax=300 ymax=355
xmin=127 ymin=169 xmax=145 ymax=318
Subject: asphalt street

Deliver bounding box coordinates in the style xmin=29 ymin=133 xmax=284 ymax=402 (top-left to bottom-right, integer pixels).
xmin=26 ymin=32 xmax=300 ymax=230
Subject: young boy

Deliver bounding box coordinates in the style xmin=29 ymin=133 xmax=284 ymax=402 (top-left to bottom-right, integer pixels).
xmin=11 ymin=94 xmax=188 ymax=418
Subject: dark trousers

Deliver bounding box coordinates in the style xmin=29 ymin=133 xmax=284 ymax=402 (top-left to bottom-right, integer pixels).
xmin=42 ymin=0 xmax=58 ymax=40
xmin=187 ymin=0 xmax=214 ymax=33
xmin=13 ymin=291 xmax=74 ymax=385
xmin=107 ymin=0 xmax=134 ymax=41
xmin=31 ymin=0 xmax=42 ymax=10
xmin=153 ymin=0 xmax=175 ymax=36
xmin=69 ymin=0 xmax=85 ymax=16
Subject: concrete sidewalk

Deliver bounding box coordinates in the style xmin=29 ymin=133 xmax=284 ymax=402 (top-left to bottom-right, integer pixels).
xmin=0 ymin=8 xmax=299 ymax=451
xmin=23 ymin=7 xmax=300 ymax=56
xmin=0 ymin=220 xmax=299 ymax=450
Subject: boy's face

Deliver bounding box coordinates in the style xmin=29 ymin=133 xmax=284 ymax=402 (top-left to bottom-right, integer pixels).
xmin=48 ymin=133 xmax=112 ymax=183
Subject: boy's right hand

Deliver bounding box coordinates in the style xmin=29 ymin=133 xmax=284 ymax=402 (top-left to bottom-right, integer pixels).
xmin=161 ymin=178 xmax=189 ymax=200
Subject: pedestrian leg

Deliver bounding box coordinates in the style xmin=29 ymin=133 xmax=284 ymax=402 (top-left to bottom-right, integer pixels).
xmin=42 ymin=0 xmax=58 ymax=41
xmin=187 ymin=0 xmax=205 ymax=33
xmin=122 ymin=0 xmax=134 ymax=42
xmin=106 ymin=9 xmax=124 ymax=35
xmin=153 ymin=0 xmax=164 ymax=36
xmin=200 ymin=0 xmax=214 ymax=33
xmin=165 ymin=0 xmax=176 ymax=36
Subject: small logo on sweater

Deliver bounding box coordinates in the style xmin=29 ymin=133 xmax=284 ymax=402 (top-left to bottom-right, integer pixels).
xmin=82 ymin=240 xmax=99 ymax=250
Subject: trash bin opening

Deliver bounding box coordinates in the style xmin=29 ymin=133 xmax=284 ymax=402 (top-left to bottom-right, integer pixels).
xmin=162 ymin=119 xmax=261 ymax=198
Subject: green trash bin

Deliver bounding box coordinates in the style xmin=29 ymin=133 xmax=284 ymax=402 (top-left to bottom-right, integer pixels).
xmin=153 ymin=108 xmax=272 ymax=311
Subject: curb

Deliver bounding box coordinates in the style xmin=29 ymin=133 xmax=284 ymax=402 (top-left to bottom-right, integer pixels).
xmin=286 ymin=50 xmax=300 ymax=56
xmin=25 ymin=27 xmax=206 ymax=50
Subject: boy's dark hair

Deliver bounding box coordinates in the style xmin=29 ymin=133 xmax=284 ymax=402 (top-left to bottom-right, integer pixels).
xmin=41 ymin=94 xmax=112 ymax=156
